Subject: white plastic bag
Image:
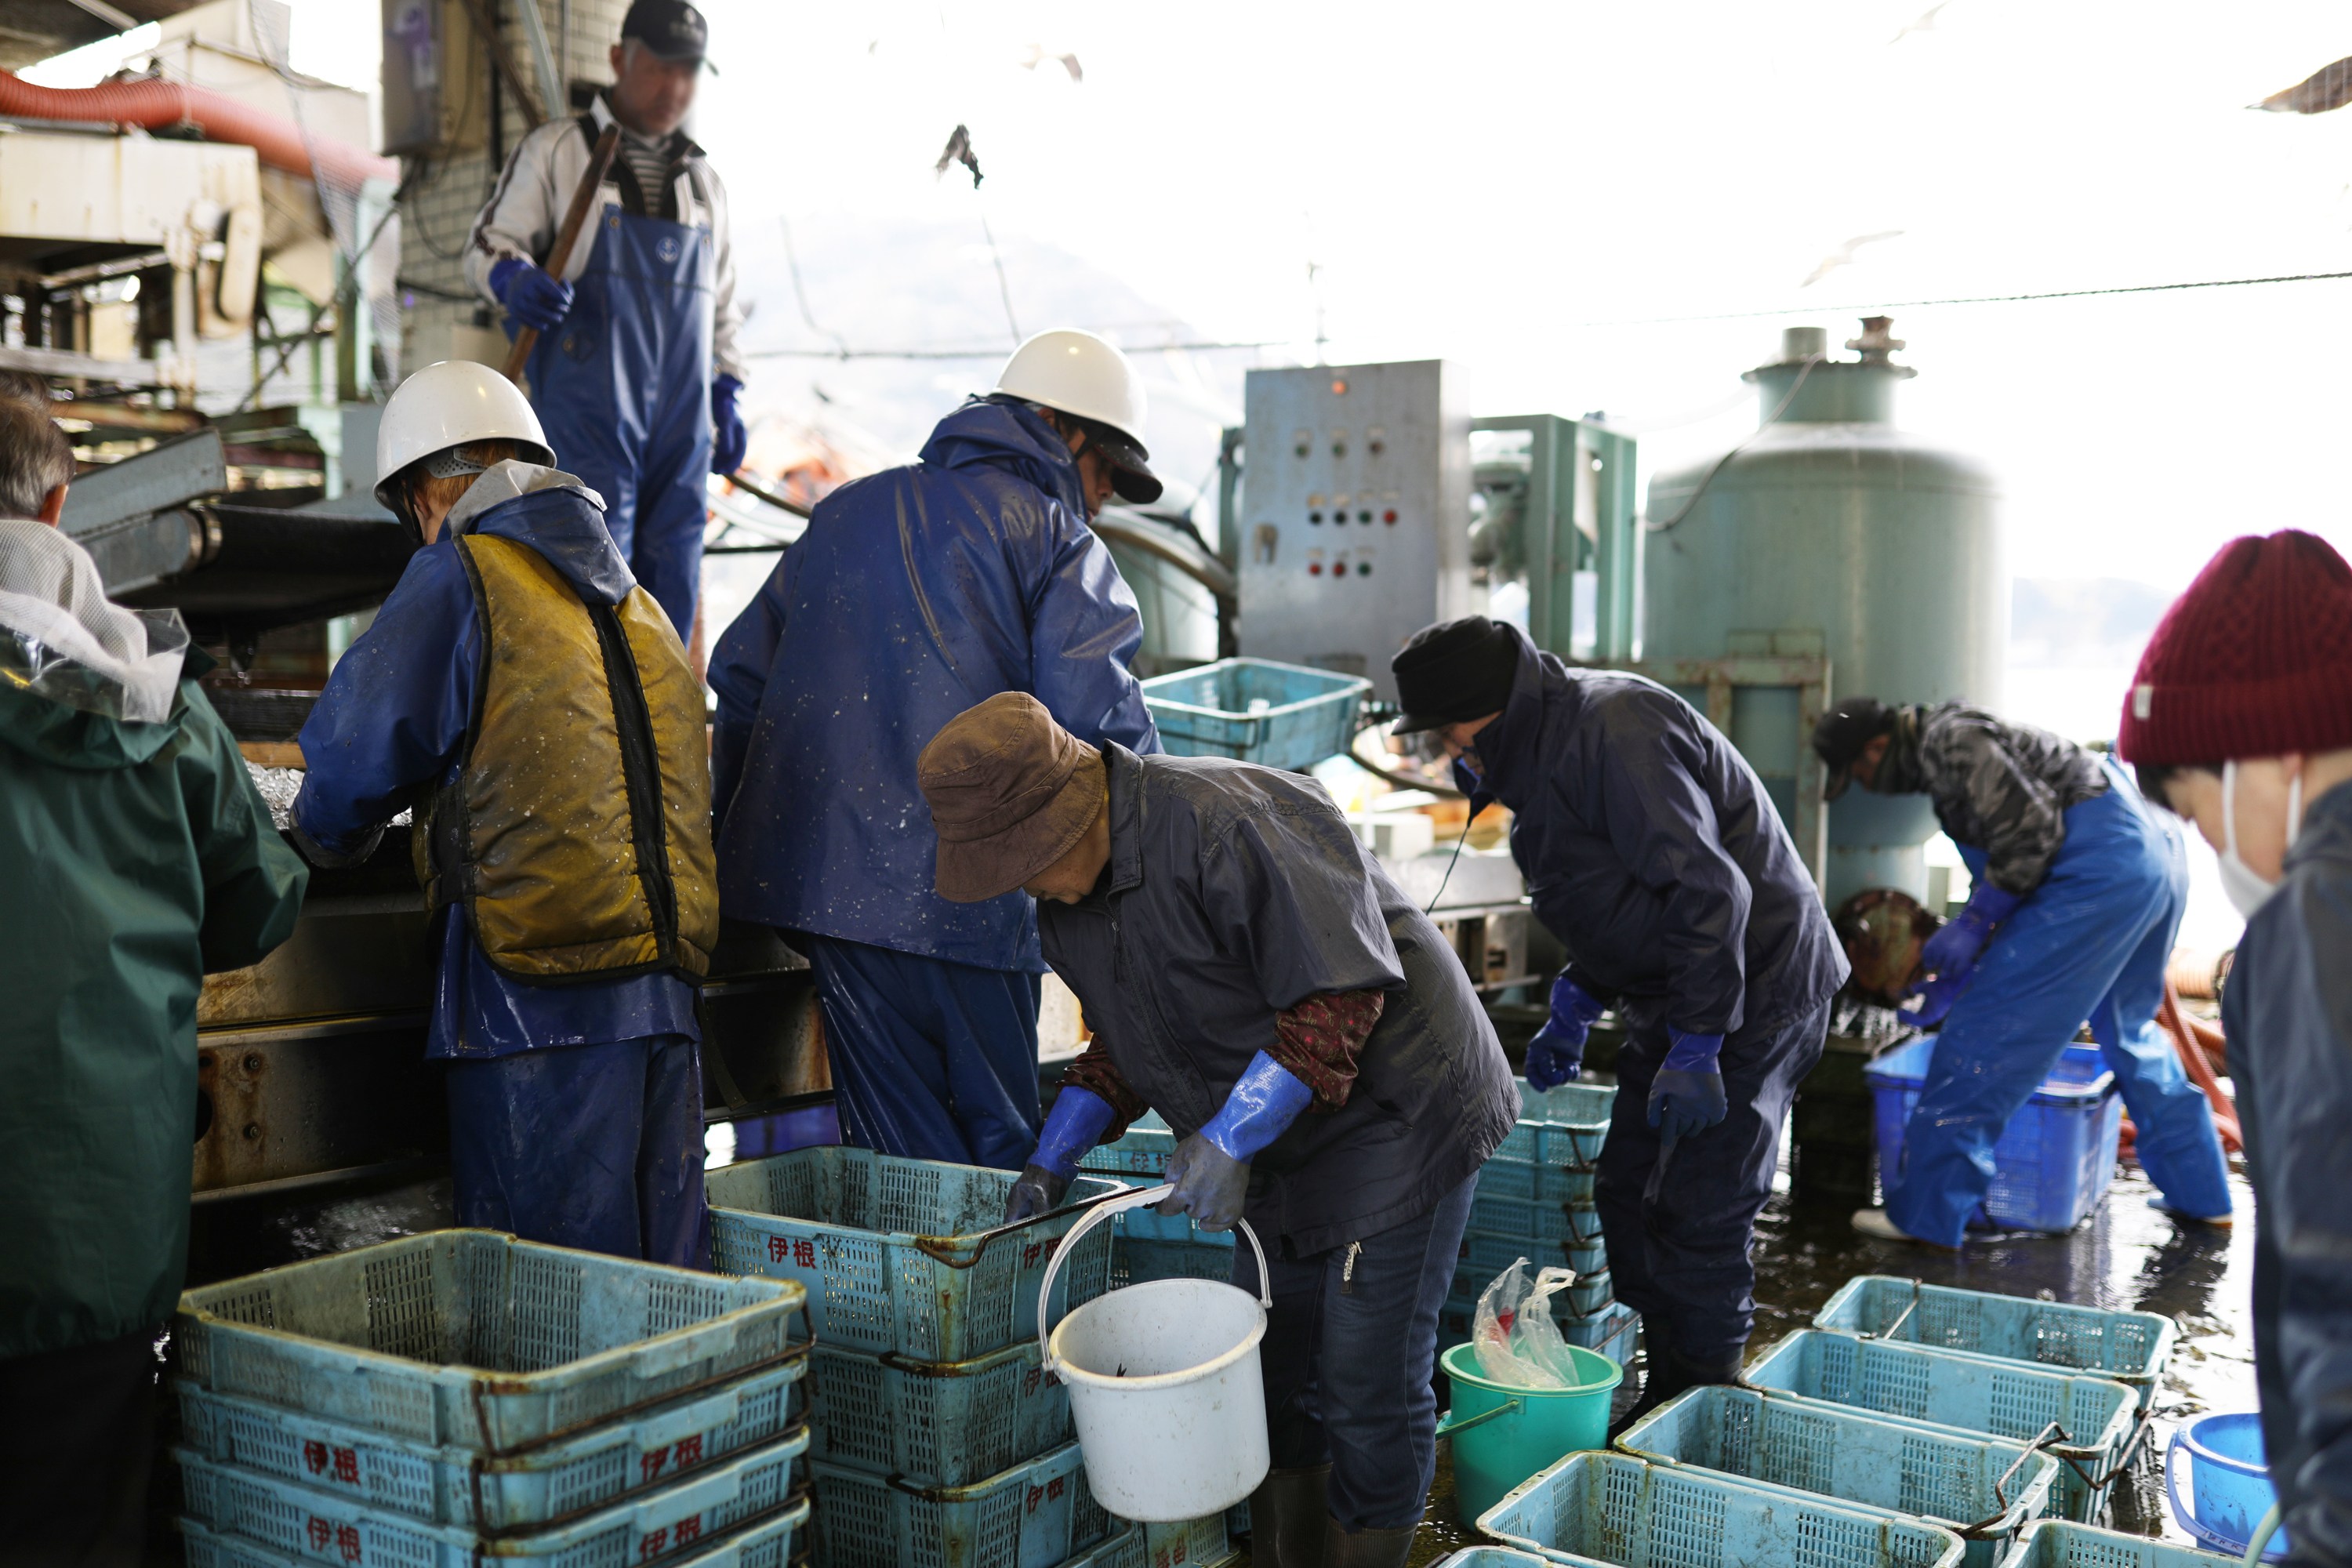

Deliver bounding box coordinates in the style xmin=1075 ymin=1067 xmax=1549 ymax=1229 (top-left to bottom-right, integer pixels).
xmin=1472 ymin=1258 xmax=1584 ymax=1388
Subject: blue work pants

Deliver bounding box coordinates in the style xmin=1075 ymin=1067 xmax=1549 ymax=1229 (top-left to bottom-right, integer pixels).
xmin=799 ymin=935 xmax=1044 ymax=1170
xmin=1232 ymin=1174 xmax=1476 ymax=1533
xmin=1886 ymin=762 xmax=2234 ymax=1247
xmin=1599 ymin=999 xmax=1829 ymax=1368
xmin=447 ymin=1033 xmax=710 ymax=1269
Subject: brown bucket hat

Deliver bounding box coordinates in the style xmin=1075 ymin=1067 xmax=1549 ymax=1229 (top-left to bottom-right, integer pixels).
xmin=918 ymin=691 xmax=1105 ymax=903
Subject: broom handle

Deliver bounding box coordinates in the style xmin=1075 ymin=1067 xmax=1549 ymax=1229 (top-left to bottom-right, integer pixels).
xmin=502 ymin=125 xmax=622 ymax=385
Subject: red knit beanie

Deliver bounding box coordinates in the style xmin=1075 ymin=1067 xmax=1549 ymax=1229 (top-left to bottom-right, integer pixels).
xmin=2118 ymin=529 xmax=2352 ymax=763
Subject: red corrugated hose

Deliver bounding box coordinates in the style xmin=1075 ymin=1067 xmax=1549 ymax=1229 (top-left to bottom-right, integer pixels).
xmin=0 ymin=68 xmax=397 ymax=191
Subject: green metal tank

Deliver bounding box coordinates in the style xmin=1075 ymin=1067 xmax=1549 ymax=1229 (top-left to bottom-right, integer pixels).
xmin=1642 ymin=320 xmax=2005 ymax=906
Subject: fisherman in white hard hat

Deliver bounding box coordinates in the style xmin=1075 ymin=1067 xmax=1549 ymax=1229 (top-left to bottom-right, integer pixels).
xmin=290 ymin=361 xmax=721 ymax=1266
xmin=707 ymin=328 xmax=1163 ymax=1167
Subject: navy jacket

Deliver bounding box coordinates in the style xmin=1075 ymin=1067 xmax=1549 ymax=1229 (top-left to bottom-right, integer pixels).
xmin=1040 ymin=745 xmax=1517 ymax=1254
xmin=292 ymin=463 xmax=697 ymax=1058
xmin=1468 ymin=627 xmax=1846 ymax=1038
xmin=2225 ymin=779 xmax=2352 ymax=1566
xmin=710 ymin=397 xmax=1160 ymax=972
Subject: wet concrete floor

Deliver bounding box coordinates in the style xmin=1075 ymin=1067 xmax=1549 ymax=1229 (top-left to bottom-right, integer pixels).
xmin=1356 ymin=1156 xmax=2257 ymax=1568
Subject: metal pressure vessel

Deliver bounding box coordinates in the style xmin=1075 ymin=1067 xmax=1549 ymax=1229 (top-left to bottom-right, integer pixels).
xmin=1642 ymin=320 xmax=2005 ymax=906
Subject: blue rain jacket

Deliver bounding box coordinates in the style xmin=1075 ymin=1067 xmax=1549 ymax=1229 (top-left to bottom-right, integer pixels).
xmin=710 ymin=396 xmax=1160 ymax=972
xmin=292 ymin=466 xmax=699 ymax=1058
xmin=2226 ymin=779 xmax=2352 ymax=1566
xmin=1464 ymin=625 xmax=1847 ymax=1039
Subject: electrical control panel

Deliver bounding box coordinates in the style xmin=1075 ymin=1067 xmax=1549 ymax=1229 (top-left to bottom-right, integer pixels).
xmin=1237 ymin=360 xmax=1475 ymax=702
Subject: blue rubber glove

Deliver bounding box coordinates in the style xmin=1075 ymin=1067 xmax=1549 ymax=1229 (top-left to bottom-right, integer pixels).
xmin=1159 ymin=1051 xmax=1312 ymax=1232
xmin=1916 ymin=883 xmax=2022 ymax=985
xmin=488 ymin=256 xmax=574 ymax=332
xmin=1527 ymin=975 xmax=1608 ymax=1090
xmin=1648 ymin=1028 xmax=1729 ymax=1142
xmin=1897 ymin=971 xmax=1972 ymax=1030
xmin=1004 ymin=1087 xmax=1116 ymax=1223
xmin=711 ymin=373 xmax=747 ymax=477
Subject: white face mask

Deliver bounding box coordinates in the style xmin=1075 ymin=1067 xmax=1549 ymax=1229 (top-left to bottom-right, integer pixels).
xmin=2219 ymin=759 xmax=2303 ymax=919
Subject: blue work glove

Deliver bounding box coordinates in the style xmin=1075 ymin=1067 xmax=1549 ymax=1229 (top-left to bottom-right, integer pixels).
xmin=1897 ymin=971 xmax=1972 ymax=1030
xmin=488 ymin=256 xmax=574 ymax=332
xmin=711 ymin=373 xmax=747 ymax=477
xmin=1527 ymin=975 xmax=1609 ymax=1089
xmin=1004 ymin=1087 xmax=1116 ymax=1223
xmin=1159 ymin=1051 xmax=1312 ymax=1232
xmin=1647 ymin=1028 xmax=1729 ymax=1143
xmin=1916 ymin=883 xmax=2023 ymax=985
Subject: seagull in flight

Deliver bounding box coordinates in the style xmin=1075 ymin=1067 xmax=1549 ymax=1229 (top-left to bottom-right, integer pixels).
xmin=1802 ymin=230 xmax=1905 ymax=287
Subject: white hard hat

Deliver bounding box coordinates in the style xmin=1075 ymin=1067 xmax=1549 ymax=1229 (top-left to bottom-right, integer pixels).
xmin=374 ymin=359 xmax=555 ymax=514
xmin=994 ymin=328 xmax=1160 ymax=503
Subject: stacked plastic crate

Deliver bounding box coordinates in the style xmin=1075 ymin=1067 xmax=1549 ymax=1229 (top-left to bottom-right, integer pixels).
xmin=707 ymin=1145 xmax=1169 ymax=1568
xmin=1443 ymin=1080 xmax=1638 ymax=1367
xmin=170 ymin=1229 xmax=815 ymax=1568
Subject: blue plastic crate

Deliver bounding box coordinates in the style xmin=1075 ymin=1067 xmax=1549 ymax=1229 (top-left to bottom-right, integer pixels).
xmin=1479 ymin=1450 xmax=1965 ymax=1568
xmin=1076 ymin=1112 xmax=1178 ymax=1179
xmin=1475 ymin=1160 xmax=1597 ymax=1206
xmin=1138 ymin=657 xmax=1370 ymax=771
xmin=806 ymin=1338 xmax=1069 ymax=1487
xmin=1494 ymin=1081 xmax=1617 ymax=1169
xmin=1742 ymin=1332 xmax=2142 ymax=1521
xmin=176 ymin=1428 xmax=808 ymax=1568
xmin=1468 ymin=1191 xmax=1604 ymax=1246
xmin=1065 ymin=1526 xmax=1146 ymax=1568
xmin=1813 ymin=1276 xmax=2176 ymax=1412
xmin=1139 ymin=1509 xmax=1233 ymax=1568
xmin=1461 ymin=1229 xmax=1606 ymax=1281
xmin=1999 ymin=1519 xmax=2245 ymax=1568
xmin=1867 ymin=1042 xmax=2123 ymax=1233
xmin=173 ymin=1356 xmax=805 ymax=1530
xmin=177 ymin=1500 xmax=809 ymax=1568
xmin=1616 ymin=1385 xmax=2063 ymax=1568
xmin=706 ymin=1147 xmax=1123 ymax=1359
xmin=1113 ymin=1235 xmax=1240 ymax=1288
xmin=174 ymin=1231 xmax=806 ymax=1455
xmin=809 ymin=1442 xmax=1110 ymax=1568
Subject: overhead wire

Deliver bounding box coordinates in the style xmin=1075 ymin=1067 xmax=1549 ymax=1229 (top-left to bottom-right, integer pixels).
xmin=1644 ymin=351 xmax=1825 ymax=533
xmin=1588 ymin=267 xmax=2352 ymax=328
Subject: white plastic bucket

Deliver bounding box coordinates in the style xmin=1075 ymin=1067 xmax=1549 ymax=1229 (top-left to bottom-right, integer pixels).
xmin=1036 ymin=1184 xmax=1272 ymax=1521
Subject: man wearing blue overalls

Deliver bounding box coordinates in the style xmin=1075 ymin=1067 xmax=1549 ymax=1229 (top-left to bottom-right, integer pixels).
xmin=465 ymin=0 xmax=744 ymax=642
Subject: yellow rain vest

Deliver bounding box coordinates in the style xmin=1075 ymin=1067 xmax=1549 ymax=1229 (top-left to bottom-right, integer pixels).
xmin=414 ymin=533 xmax=719 ymax=981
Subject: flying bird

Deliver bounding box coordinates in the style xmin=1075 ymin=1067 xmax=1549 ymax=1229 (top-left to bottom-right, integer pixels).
xmin=935 ymin=124 xmax=983 ymax=187
xmin=1802 ymin=230 xmax=1905 ymax=287
xmin=2251 ymin=56 xmax=2352 ymax=114
xmin=1020 ymin=43 xmax=1083 ymax=83
xmin=1889 ymin=2 xmax=1949 ymax=43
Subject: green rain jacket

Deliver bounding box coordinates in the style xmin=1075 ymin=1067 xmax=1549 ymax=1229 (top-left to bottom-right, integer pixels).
xmin=0 ymin=639 xmax=307 ymax=1359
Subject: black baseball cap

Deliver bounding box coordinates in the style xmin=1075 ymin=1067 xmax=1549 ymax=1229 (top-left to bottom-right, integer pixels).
xmin=621 ymin=0 xmax=709 ymax=65
xmin=1813 ymin=697 xmax=1896 ymax=800
xmin=1390 ymin=617 xmax=1520 ymax=734
xmin=1069 ymin=415 xmax=1161 ymax=505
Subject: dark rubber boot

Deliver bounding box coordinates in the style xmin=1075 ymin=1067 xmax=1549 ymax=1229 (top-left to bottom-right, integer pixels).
xmin=1248 ymin=1464 xmax=1331 ymax=1568
xmin=1320 ymin=1519 xmax=1417 ymax=1568
xmin=1612 ymin=1339 xmax=1747 ymax=1440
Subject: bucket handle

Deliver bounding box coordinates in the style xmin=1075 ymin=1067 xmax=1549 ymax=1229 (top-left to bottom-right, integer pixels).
xmin=1436 ymin=1399 xmax=1523 ymax=1437
xmin=1035 ymin=1183 xmax=1271 ymax=1374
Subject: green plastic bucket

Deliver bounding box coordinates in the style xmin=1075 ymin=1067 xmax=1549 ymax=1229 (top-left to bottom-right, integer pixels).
xmin=1436 ymin=1341 xmax=1623 ymax=1526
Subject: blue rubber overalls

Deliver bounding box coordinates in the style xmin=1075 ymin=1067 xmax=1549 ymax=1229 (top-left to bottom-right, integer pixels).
xmin=1884 ymin=758 xmax=2234 ymax=1245
xmin=525 ymin=132 xmax=713 ymax=639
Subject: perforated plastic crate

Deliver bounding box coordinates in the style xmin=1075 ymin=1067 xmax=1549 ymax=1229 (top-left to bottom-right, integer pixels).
xmin=1112 ymin=1236 xmax=1240 ymax=1289
xmin=177 ymin=1498 xmax=809 ymax=1568
xmin=1478 ymin=1450 xmax=1965 ymax=1568
xmin=706 ymin=1147 xmax=1122 ymax=1359
xmin=1138 ymin=657 xmax=1370 ymax=771
xmin=1562 ymin=1301 xmax=1640 ymax=1365
xmin=176 ymin=1428 xmax=808 ymax=1568
xmin=1468 ymin=1192 xmax=1605 ymax=1246
xmin=1867 ymin=1043 xmax=2123 ymax=1233
xmin=1076 ymin=1113 xmax=1177 ymax=1179
xmin=1742 ymin=1332 xmax=2141 ymax=1520
xmin=1140 ymin=1508 xmax=1233 ymax=1568
xmin=1999 ymin=1519 xmax=2245 ymax=1568
xmin=808 ymin=1442 xmax=1110 ymax=1568
xmin=1066 ymin=1526 xmax=1147 ymax=1568
xmin=174 ymin=1356 xmax=805 ymax=1530
xmin=174 ymin=1230 xmax=805 ymax=1454
xmin=1494 ymin=1081 xmax=1617 ymax=1168
xmin=1475 ymin=1160 xmax=1598 ymax=1206
xmin=1461 ymin=1229 xmax=1606 ymax=1281
xmin=806 ymin=1338 xmax=1070 ymax=1487
xmin=1812 ymin=1277 xmax=2176 ymax=1412
xmin=1616 ymin=1385 xmax=2063 ymax=1567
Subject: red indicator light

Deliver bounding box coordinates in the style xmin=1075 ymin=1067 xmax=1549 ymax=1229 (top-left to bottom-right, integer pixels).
xmin=1308 ymin=562 xmax=1323 ymax=575
xmin=1382 ymin=510 xmax=1397 ymax=524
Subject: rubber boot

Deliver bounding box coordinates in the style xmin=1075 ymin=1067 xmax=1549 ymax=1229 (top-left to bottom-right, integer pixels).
xmin=1320 ymin=1518 xmax=1416 ymax=1568
xmin=1608 ymin=1319 xmax=1683 ymax=1440
xmin=1247 ymin=1464 xmax=1331 ymax=1568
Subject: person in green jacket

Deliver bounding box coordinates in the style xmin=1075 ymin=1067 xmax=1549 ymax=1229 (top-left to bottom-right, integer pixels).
xmin=0 ymin=395 xmax=307 ymax=1564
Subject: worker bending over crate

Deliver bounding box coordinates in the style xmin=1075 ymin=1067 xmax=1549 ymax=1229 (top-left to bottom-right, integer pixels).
xmin=915 ymin=691 xmax=1518 ymax=1568
xmin=290 ymin=361 xmax=719 ymax=1268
